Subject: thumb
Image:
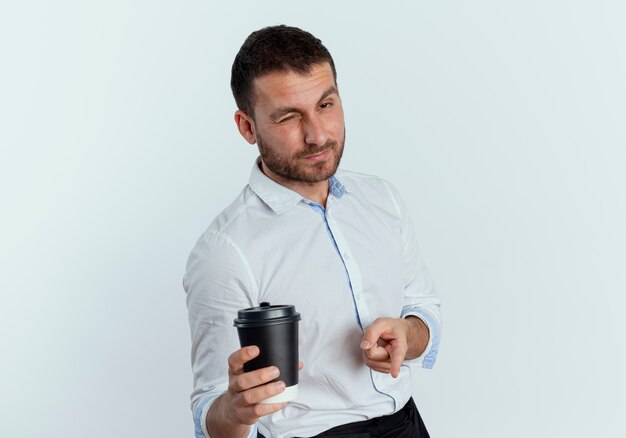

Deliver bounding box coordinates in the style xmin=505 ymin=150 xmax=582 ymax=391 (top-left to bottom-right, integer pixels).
xmin=360 ymin=321 xmax=387 ymax=349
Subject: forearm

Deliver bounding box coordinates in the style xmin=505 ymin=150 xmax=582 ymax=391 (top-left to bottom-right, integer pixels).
xmin=404 ymin=315 xmax=430 ymax=360
xmin=206 ymin=394 xmax=251 ymax=438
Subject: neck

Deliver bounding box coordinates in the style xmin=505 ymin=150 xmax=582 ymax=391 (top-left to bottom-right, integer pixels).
xmin=260 ymin=163 xmax=330 ymax=207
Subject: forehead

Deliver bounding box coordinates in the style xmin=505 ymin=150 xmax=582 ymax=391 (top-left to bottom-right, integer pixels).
xmin=252 ymin=63 xmax=336 ymax=112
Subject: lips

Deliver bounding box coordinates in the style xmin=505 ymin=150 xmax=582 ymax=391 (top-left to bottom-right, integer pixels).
xmin=302 ymin=148 xmax=331 ymax=161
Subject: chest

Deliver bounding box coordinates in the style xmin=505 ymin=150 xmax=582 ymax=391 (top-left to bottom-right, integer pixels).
xmin=241 ymin=201 xmax=406 ymax=334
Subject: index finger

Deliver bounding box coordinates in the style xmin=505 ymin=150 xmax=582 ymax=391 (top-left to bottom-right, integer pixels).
xmin=228 ymin=345 xmax=260 ymax=375
xmin=388 ymin=343 xmax=406 ymax=378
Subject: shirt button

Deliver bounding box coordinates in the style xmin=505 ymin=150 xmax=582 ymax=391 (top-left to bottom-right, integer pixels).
xmin=343 ymin=252 xmax=349 ymax=260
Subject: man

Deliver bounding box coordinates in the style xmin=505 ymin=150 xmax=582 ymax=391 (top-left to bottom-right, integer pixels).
xmin=184 ymin=25 xmax=441 ymax=438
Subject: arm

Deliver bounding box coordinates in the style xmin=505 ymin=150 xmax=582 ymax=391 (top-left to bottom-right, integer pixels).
xmin=388 ymin=179 xmax=441 ymax=369
xmin=360 ymin=181 xmax=441 ymax=375
xmin=183 ymin=231 xmax=288 ymax=438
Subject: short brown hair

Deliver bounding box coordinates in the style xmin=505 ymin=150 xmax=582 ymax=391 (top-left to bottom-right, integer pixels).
xmin=230 ymin=25 xmax=337 ymax=117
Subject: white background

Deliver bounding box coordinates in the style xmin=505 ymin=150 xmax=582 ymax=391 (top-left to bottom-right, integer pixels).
xmin=1 ymin=1 xmax=625 ymax=437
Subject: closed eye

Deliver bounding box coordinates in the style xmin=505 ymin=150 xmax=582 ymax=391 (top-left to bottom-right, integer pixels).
xmin=277 ymin=114 xmax=297 ymax=123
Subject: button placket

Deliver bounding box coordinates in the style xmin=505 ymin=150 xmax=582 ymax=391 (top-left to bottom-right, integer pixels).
xmin=325 ymin=211 xmax=372 ymax=328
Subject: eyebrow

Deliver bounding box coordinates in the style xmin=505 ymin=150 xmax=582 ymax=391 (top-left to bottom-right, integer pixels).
xmin=269 ymin=85 xmax=338 ymax=121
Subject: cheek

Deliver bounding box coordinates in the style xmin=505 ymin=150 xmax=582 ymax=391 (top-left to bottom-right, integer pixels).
xmin=329 ymin=109 xmax=345 ymax=135
xmin=330 ymin=118 xmax=345 ymax=138
xmin=267 ymin=126 xmax=305 ymax=150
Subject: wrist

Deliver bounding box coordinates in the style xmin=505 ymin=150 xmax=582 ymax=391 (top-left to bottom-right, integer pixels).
xmin=404 ymin=316 xmax=429 ymax=360
xmin=207 ymin=394 xmax=250 ymax=438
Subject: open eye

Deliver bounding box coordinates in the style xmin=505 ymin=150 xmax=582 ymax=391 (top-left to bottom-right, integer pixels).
xmin=320 ymin=102 xmax=333 ymax=110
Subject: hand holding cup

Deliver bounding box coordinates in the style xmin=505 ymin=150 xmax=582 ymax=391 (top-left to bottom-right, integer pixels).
xmin=222 ymin=345 xmax=290 ymax=426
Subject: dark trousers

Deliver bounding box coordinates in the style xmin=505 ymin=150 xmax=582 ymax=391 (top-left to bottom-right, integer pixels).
xmin=258 ymin=398 xmax=430 ymax=438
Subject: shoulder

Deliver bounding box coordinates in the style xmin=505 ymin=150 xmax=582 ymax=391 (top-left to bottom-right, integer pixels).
xmin=186 ymin=185 xmax=267 ymax=261
xmin=184 ymin=186 xmax=263 ymax=291
xmin=201 ymin=184 xmax=272 ymax=238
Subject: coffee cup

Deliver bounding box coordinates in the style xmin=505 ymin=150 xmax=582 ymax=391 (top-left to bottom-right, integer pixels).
xmin=234 ymin=302 xmax=301 ymax=404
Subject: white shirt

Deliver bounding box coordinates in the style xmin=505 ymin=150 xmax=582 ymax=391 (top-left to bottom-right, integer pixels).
xmin=184 ymin=159 xmax=441 ymax=438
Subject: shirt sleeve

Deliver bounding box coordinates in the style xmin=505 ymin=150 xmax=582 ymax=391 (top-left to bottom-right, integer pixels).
xmin=184 ymin=229 xmax=260 ymax=437
xmin=383 ymin=181 xmax=442 ymax=369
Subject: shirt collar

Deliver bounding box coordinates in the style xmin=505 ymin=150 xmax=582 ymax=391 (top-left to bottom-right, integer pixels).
xmin=248 ymin=157 xmax=346 ymax=214
xmin=329 ymin=174 xmax=346 ymax=198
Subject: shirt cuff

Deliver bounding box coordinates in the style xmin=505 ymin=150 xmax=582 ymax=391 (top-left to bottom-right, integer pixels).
xmin=194 ymin=388 xmax=257 ymax=438
xmin=401 ymin=307 xmax=441 ymax=369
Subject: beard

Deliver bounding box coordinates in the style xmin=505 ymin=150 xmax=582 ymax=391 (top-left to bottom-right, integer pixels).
xmin=256 ymin=130 xmax=346 ymax=184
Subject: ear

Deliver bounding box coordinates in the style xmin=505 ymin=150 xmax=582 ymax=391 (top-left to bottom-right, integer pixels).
xmin=234 ymin=110 xmax=257 ymax=145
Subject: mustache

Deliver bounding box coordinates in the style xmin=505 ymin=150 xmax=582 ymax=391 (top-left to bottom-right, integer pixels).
xmin=296 ymin=140 xmax=337 ymax=159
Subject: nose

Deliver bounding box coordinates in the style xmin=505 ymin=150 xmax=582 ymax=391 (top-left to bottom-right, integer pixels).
xmin=303 ymin=114 xmax=328 ymax=147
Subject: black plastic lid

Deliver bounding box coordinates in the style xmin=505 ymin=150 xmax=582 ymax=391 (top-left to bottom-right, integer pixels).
xmin=234 ymin=302 xmax=301 ymax=327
